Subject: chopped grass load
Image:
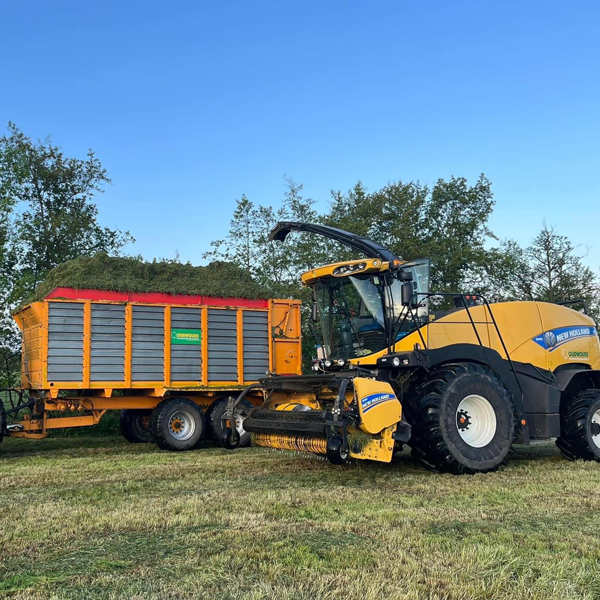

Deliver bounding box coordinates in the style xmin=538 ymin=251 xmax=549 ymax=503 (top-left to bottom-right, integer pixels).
xmin=26 ymin=254 xmax=270 ymax=305
xmin=1 ymin=437 xmax=599 ymax=600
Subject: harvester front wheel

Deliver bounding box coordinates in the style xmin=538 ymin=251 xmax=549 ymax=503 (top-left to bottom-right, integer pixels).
xmin=120 ymin=409 xmax=153 ymax=444
xmin=208 ymin=397 xmax=253 ymax=447
xmin=556 ymin=389 xmax=600 ymax=462
xmin=151 ymin=398 xmax=205 ymax=451
xmin=409 ymin=363 xmax=514 ymax=474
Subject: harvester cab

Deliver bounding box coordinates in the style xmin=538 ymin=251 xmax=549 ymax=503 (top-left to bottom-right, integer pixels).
xmin=223 ymin=222 xmax=600 ymax=474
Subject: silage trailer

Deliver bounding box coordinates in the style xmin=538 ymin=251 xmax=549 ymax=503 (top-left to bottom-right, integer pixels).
xmin=1 ymin=287 xmax=301 ymax=451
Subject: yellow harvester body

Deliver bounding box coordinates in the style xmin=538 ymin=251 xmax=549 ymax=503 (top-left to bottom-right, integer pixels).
xmin=231 ymin=222 xmax=600 ymax=474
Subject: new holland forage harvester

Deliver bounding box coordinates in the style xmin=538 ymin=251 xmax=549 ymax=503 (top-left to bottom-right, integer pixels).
xmin=223 ymin=222 xmax=600 ymax=474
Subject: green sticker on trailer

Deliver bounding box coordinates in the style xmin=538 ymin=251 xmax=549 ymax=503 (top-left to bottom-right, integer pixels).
xmin=171 ymin=329 xmax=202 ymax=345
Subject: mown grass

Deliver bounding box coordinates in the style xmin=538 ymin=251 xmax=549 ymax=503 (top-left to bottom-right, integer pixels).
xmin=1 ymin=437 xmax=599 ymax=600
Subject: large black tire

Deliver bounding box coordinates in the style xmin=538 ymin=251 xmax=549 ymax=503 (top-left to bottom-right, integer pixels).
xmin=208 ymin=397 xmax=253 ymax=447
xmin=556 ymin=389 xmax=600 ymax=462
xmin=0 ymin=399 xmax=6 ymax=445
xmin=150 ymin=398 xmax=205 ymax=451
xmin=120 ymin=409 xmax=153 ymax=444
xmin=408 ymin=363 xmax=515 ymax=474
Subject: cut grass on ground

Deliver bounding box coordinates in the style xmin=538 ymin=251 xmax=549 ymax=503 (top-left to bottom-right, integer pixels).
xmin=1 ymin=437 xmax=599 ymax=600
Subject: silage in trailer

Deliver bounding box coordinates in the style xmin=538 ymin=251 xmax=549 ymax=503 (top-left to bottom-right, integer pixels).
xmin=28 ymin=254 xmax=270 ymax=303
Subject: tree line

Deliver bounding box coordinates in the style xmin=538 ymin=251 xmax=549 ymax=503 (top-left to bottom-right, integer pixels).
xmin=206 ymin=177 xmax=600 ymax=315
xmin=0 ymin=124 xmax=131 ymax=387
xmin=0 ymin=123 xmax=598 ymax=385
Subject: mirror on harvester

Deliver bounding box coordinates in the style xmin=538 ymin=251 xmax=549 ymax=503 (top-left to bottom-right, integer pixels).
xmin=311 ymin=301 xmax=319 ymax=322
xmin=401 ymin=281 xmax=413 ymax=306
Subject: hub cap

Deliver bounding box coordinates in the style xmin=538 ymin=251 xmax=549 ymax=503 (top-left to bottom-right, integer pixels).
xmin=168 ymin=410 xmax=196 ymax=441
xmin=591 ymin=409 xmax=600 ymax=449
xmin=455 ymin=394 xmax=497 ymax=448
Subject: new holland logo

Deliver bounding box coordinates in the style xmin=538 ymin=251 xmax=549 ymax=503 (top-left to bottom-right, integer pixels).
xmin=533 ymin=326 xmax=597 ymax=352
xmin=543 ymin=331 xmax=557 ymax=348
xmin=361 ymin=392 xmax=395 ymax=413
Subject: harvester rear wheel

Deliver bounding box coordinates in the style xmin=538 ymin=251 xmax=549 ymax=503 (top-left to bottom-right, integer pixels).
xmin=120 ymin=409 xmax=153 ymax=444
xmin=151 ymin=398 xmax=205 ymax=451
xmin=0 ymin=399 xmax=5 ymax=444
xmin=556 ymin=389 xmax=600 ymax=462
xmin=409 ymin=363 xmax=514 ymax=474
xmin=208 ymin=397 xmax=253 ymax=447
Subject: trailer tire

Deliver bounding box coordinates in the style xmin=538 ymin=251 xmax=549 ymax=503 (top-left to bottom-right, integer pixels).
xmin=151 ymin=398 xmax=205 ymax=451
xmin=209 ymin=397 xmax=252 ymax=447
xmin=120 ymin=409 xmax=153 ymax=444
xmin=556 ymin=389 xmax=600 ymax=462
xmin=408 ymin=363 xmax=514 ymax=474
xmin=0 ymin=399 xmax=6 ymax=445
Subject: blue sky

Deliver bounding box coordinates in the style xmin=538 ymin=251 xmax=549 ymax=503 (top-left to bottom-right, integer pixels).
xmin=1 ymin=0 xmax=599 ymax=268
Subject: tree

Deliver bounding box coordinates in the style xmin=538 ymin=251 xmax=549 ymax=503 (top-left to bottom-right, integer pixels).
xmin=0 ymin=123 xmax=134 ymax=387
xmin=204 ymin=178 xmax=327 ymax=297
xmin=524 ymin=225 xmax=599 ymax=316
xmin=466 ymin=239 xmax=531 ymax=301
xmin=203 ymin=194 xmax=261 ymax=271
xmin=0 ymin=123 xmax=133 ymax=304
xmin=209 ymin=176 xmax=600 ymax=368
xmin=473 ymin=225 xmax=600 ymax=321
xmin=325 ymin=175 xmax=497 ymax=293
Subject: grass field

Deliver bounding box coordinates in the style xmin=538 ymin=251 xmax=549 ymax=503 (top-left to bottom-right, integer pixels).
xmin=1 ymin=436 xmax=600 ymax=600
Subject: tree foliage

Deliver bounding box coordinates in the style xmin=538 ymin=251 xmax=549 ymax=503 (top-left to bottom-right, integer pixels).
xmin=0 ymin=123 xmax=133 ymax=368
xmin=325 ymin=175 xmax=496 ymax=293
xmin=209 ymin=175 xmax=600 ymax=363
xmin=0 ymin=123 xmax=133 ymax=303
xmin=0 ymin=120 xmax=598 ymax=378
xmin=204 ymin=178 xmax=326 ymax=298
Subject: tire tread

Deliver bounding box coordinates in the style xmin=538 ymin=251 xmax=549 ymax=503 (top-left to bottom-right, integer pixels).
xmin=150 ymin=398 xmax=205 ymax=451
xmin=409 ymin=362 xmax=514 ymax=474
xmin=556 ymin=389 xmax=600 ymax=462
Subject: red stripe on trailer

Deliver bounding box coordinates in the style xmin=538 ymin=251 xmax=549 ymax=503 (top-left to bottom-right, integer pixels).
xmin=45 ymin=287 xmax=269 ymax=308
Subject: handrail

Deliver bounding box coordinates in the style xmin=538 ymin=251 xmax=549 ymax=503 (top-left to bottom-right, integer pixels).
xmin=556 ymin=299 xmax=588 ymax=314
xmin=403 ymin=292 xmax=523 ymax=400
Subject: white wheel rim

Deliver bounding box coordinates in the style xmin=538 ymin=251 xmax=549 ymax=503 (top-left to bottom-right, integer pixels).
xmin=234 ymin=415 xmax=246 ymax=436
xmin=168 ymin=410 xmax=196 ymax=441
xmin=456 ymin=394 xmax=497 ymax=448
xmin=592 ymin=409 xmax=600 ymax=449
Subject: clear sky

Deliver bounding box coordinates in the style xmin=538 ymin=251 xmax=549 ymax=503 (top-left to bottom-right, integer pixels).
xmin=1 ymin=0 xmax=599 ymax=268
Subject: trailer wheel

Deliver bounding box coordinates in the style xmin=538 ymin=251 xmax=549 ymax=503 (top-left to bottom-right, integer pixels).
xmin=0 ymin=400 xmax=6 ymax=445
xmin=120 ymin=409 xmax=153 ymax=444
xmin=556 ymin=389 xmax=600 ymax=462
xmin=409 ymin=363 xmax=514 ymax=474
xmin=151 ymin=398 xmax=205 ymax=451
xmin=209 ymin=397 xmax=253 ymax=447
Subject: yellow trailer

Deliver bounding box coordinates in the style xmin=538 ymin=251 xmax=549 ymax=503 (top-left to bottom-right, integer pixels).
xmin=4 ymin=287 xmax=301 ymax=451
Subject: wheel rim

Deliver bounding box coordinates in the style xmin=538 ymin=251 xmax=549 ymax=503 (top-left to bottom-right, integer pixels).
xmin=234 ymin=415 xmax=246 ymax=437
xmin=456 ymin=394 xmax=497 ymax=448
xmin=168 ymin=410 xmax=196 ymax=441
xmin=591 ymin=409 xmax=600 ymax=449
